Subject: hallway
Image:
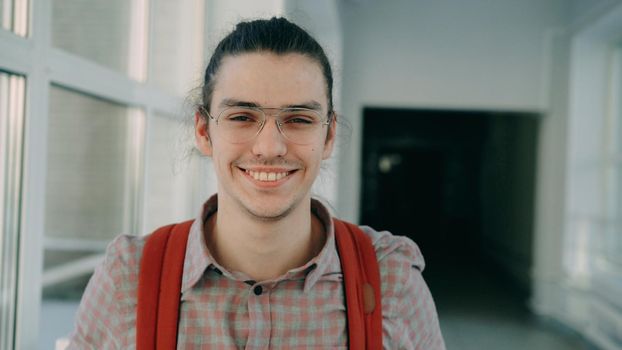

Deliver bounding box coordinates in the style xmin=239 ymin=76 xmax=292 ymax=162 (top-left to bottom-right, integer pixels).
xmin=426 ymin=258 xmax=594 ymax=350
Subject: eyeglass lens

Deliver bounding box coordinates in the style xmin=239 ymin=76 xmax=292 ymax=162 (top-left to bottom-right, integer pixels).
xmin=216 ymin=107 xmax=326 ymax=144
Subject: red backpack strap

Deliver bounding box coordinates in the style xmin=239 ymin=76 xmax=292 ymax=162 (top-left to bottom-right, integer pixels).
xmin=137 ymin=220 xmax=194 ymax=350
xmin=333 ymin=219 xmax=383 ymax=350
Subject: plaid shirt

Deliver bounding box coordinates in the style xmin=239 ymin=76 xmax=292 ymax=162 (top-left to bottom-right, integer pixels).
xmin=68 ymin=195 xmax=445 ymax=349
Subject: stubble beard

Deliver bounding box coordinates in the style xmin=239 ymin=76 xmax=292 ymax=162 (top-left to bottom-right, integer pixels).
xmin=236 ymin=190 xmax=307 ymax=223
xmin=231 ymin=158 xmax=310 ymax=222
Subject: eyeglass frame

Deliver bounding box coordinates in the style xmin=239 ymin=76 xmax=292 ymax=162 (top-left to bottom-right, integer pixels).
xmin=199 ymin=104 xmax=334 ymax=145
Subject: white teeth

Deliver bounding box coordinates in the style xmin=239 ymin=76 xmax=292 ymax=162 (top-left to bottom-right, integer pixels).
xmin=245 ymin=170 xmax=290 ymax=182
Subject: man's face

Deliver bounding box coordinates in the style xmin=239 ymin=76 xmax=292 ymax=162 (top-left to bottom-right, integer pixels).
xmin=195 ymin=52 xmax=336 ymax=221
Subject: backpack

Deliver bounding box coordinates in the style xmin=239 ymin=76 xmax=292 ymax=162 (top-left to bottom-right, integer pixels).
xmin=136 ymin=218 xmax=383 ymax=350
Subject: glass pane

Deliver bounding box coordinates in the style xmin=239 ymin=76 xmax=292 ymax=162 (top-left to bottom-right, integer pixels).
xmin=613 ymin=163 xmax=622 ymax=266
xmin=149 ymin=0 xmax=204 ymax=95
xmin=1 ymin=0 xmax=29 ymax=36
xmin=616 ymin=49 xmax=622 ymax=155
xmin=45 ymin=85 xmax=144 ymax=242
xmin=40 ymin=86 xmax=144 ymax=349
xmin=51 ymin=0 xmax=148 ymax=80
xmin=143 ymin=113 xmax=195 ymax=232
xmin=0 ymin=71 xmax=26 ymax=350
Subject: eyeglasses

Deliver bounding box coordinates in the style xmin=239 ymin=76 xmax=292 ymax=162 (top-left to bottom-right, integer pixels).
xmin=203 ymin=106 xmax=331 ymax=145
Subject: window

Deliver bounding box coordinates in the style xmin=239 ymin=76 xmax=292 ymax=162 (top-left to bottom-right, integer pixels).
xmin=560 ymin=13 xmax=622 ymax=347
xmin=40 ymin=87 xmax=146 ymax=348
xmin=143 ymin=113 xmax=190 ymax=232
xmin=149 ymin=0 xmax=204 ymax=95
xmin=51 ymin=0 xmax=147 ymax=80
xmin=42 ymin=85 xmax=145 ymax=296
xmin=0 ymin=0 xmax=206 ymax=348
xmin=45 ymin=86 xmax=143 ymax=243
xmin=593 ymin=46 xmax=622 ymax=293
xmin=0 ymin=0 xmax=28 ymax=36
xmin=0 ymin=71 xmax=26 ymax=350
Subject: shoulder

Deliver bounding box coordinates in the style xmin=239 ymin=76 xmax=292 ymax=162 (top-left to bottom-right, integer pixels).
xmin=105 ymin=233 xmax=147 ymax=264
xmin=103 ymin=234 xmax=146 ymax=286
xmin=67 ymin=234 xmax=147 ymax=348
xmin=358 ymin=225 xmax=425 ymax=272
xmin=358 ymin=226 xmax=445 ymax=349
xmin=78 ymin=233 xmax=149 ymax=309
xmin=91 ymin=233 xmax=147 ymax=307
xmin=357 ymin=225 xmax=428 ymax=312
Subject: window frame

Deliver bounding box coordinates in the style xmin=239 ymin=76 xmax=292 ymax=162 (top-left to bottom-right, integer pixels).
xmin=0 ymin=0 xmax=202 ymax=348
xmin=0 ymin=70 xmax=26 ymax=350
xmin=561 ymin=5 xmax=622 ymax=348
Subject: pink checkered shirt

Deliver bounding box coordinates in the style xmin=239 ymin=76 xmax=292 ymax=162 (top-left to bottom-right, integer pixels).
xmin=68 ymin=195 xmax=445 ymax=349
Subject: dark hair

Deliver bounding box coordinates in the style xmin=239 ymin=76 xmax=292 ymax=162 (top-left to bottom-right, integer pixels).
xmin=200 ymin=17 xmax=334 ymax=116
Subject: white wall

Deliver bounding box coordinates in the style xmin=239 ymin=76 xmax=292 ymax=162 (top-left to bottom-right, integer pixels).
xmin=205 ymin=0 xmax=285 ymax=50
xmin=336 ymin=0 xmax=567 ymax=222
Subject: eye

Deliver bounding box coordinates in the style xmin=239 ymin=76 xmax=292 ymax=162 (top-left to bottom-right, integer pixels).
xmin=224 ymin=112 xmax=259 ymax=123
xmin=281 ymin=110 xmax=319 ymax=125
xmin=285 ymin=116 xmax=314 ymax=124
xmin=228 ymin=114 xmax=254 ymax=122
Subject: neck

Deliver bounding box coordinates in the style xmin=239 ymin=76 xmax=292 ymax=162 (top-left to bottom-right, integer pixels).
xmin=206 ymin=196 xmax=326 ymax=282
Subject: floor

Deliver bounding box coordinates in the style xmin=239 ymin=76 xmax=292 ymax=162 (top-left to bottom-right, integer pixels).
xmin=424 ymin=256 xmax=596 ymax=350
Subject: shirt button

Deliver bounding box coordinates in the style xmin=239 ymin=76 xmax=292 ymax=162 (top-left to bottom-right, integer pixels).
xmin=253 ymin=285 xmax=263 ymax=296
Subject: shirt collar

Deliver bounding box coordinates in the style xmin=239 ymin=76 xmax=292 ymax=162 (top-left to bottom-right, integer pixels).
xmin=181 ymin=194 xmax=341 ymax=293
xmin=181 ymin=195 xmax=219 ymax=293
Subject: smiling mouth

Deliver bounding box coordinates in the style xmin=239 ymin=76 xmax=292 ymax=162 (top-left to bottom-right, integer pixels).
xmin=243 ymin=169 xmax=293 ymax=182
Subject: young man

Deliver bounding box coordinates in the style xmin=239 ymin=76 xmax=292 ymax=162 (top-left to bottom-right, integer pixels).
xmin=69 ymin=17 xmax=445 ymax=349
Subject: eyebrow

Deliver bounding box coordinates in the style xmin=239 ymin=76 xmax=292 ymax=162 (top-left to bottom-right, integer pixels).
xmin=219 ymin=98 xmax=323 ymax=111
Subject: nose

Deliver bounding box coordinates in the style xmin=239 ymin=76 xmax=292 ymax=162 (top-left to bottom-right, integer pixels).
xmin=251 ymin=115 xmax=288 ymax=158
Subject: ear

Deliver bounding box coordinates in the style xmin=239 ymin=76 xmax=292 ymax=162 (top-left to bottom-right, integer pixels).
xmin=195 ymin=111 xmax=213 ymax=157
xmin=322 ymin=112 xmax=337 ymax=160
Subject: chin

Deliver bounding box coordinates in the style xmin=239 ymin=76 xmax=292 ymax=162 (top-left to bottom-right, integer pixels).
xmin=240 ymin=193 xmax=305 ymax=222
xmin=244 ymin=204 xmax=294 ymax=222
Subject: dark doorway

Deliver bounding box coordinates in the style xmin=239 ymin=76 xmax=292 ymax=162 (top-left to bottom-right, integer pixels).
xmin=360 ymin=108 xmax=539 ymax=295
